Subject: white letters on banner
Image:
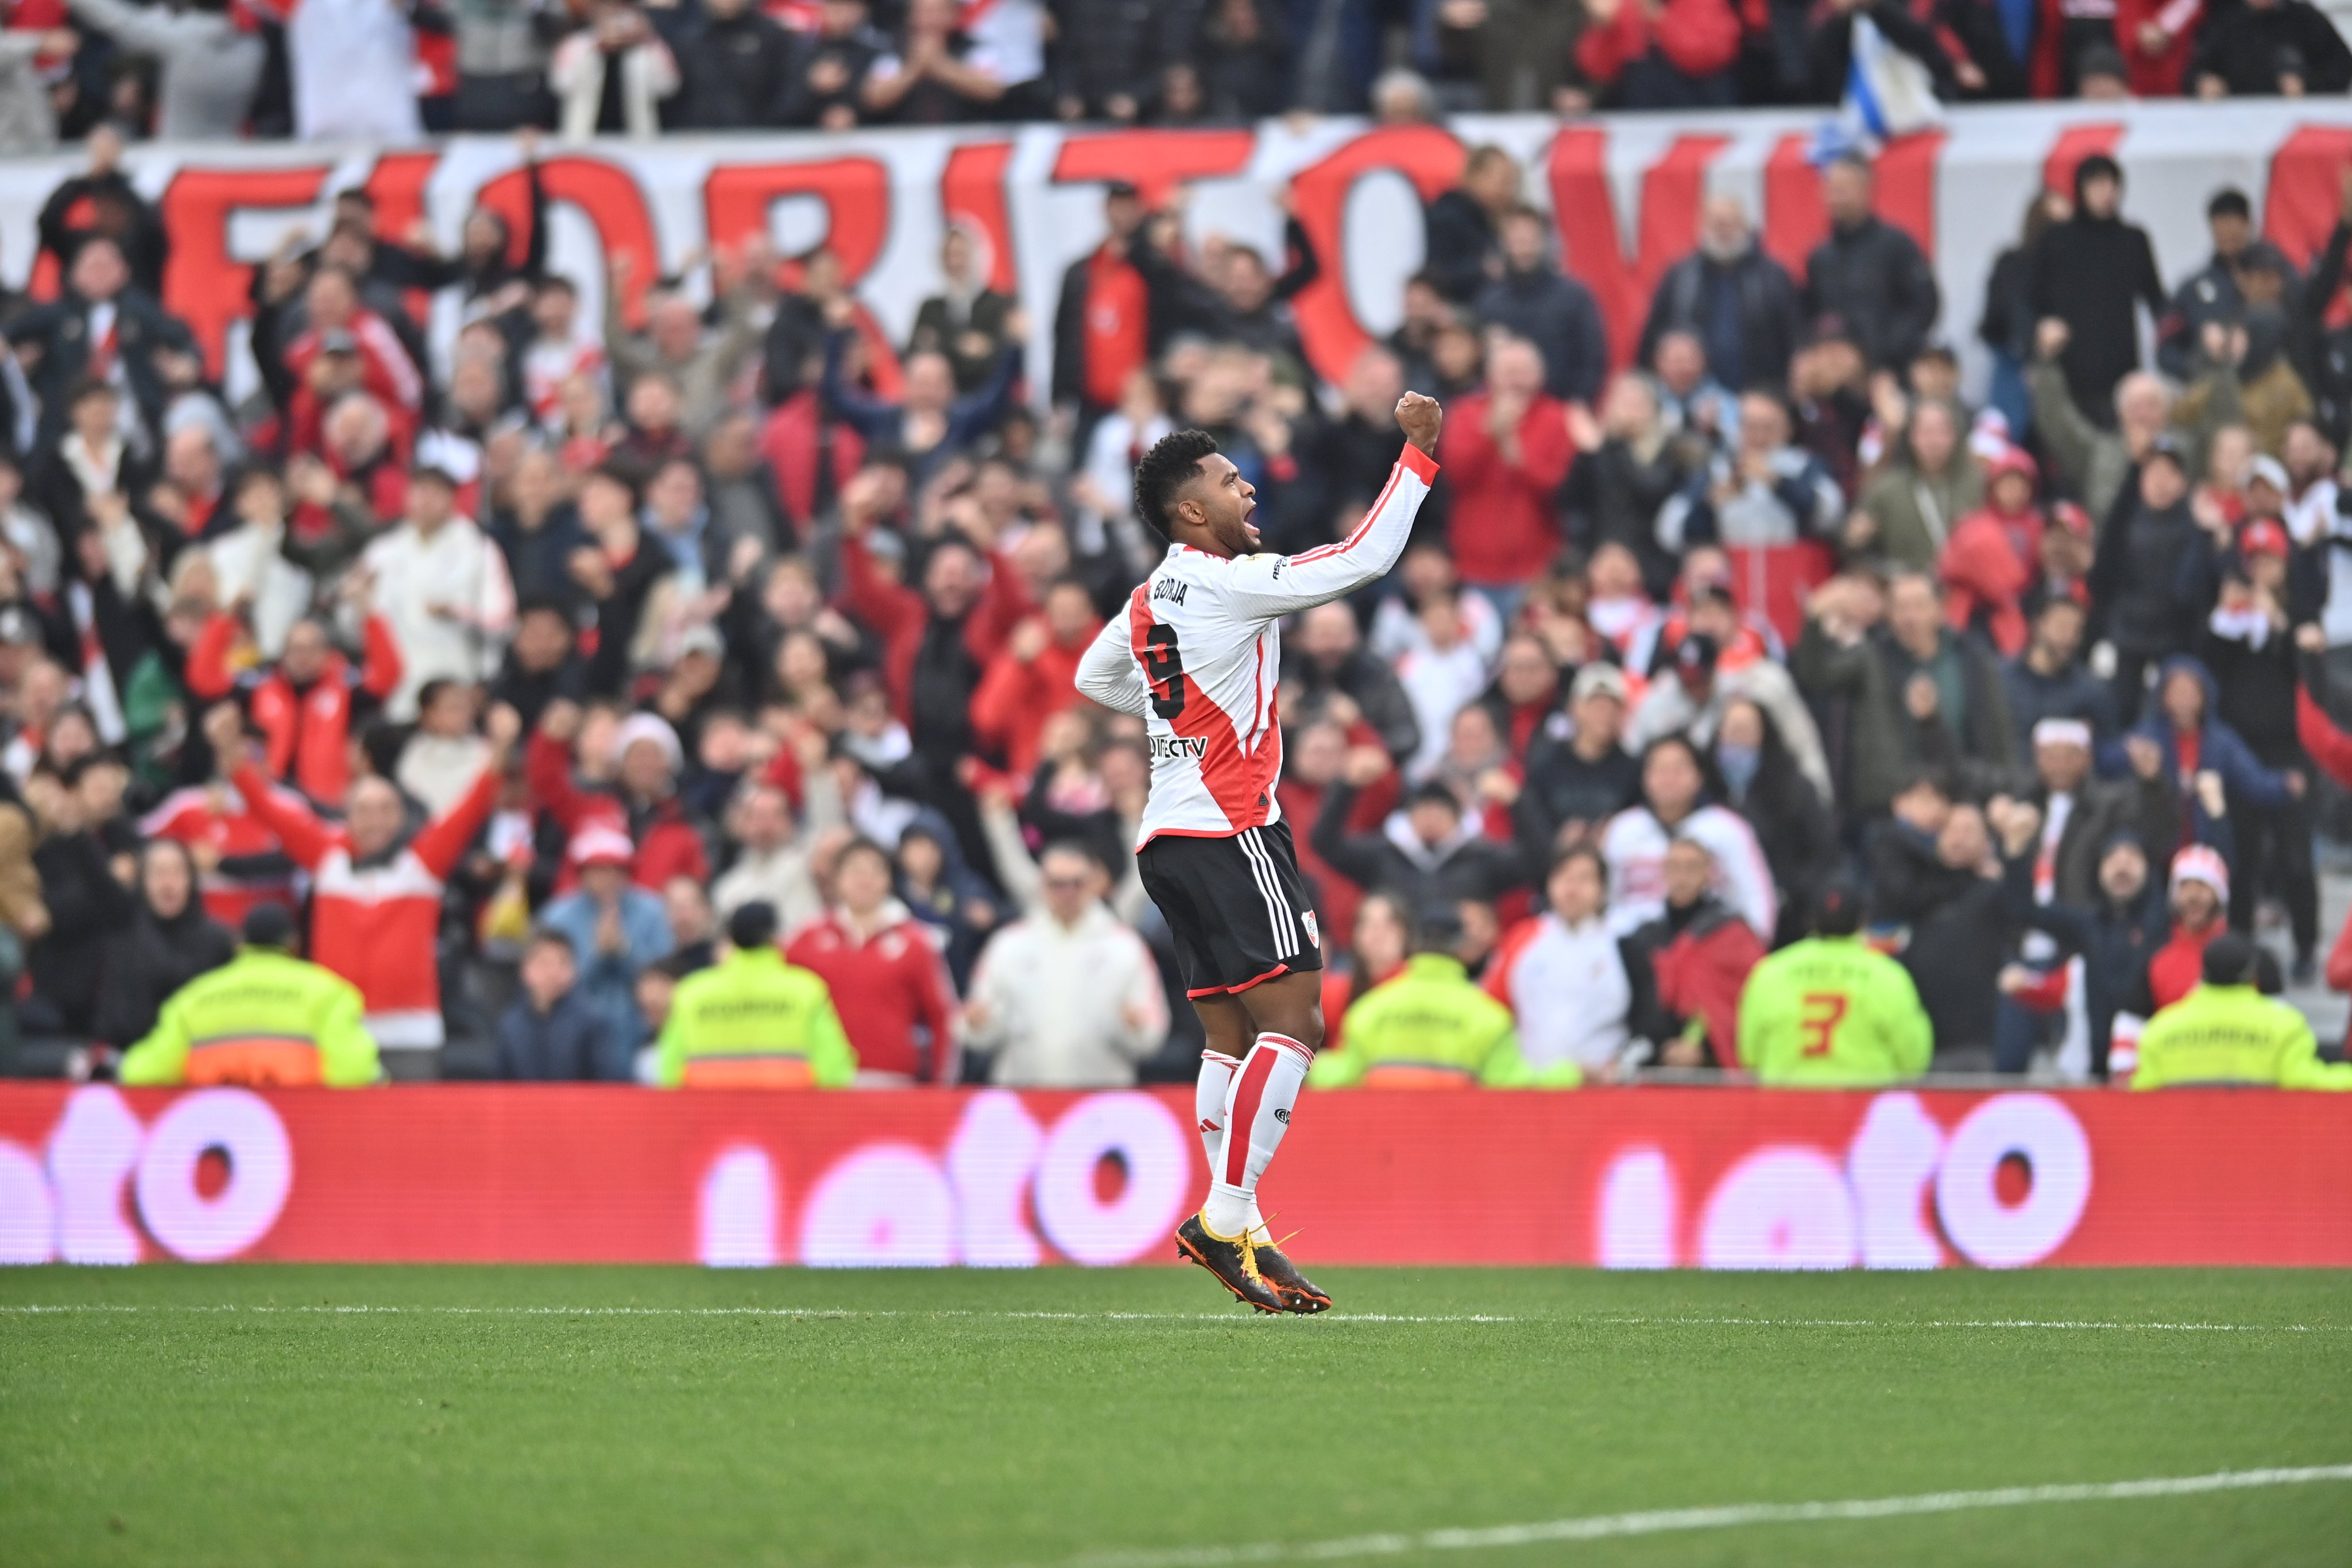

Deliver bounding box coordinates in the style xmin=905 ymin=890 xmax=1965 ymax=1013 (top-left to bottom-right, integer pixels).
xmin=1935 ymin=1094 xmax=2094 ymax=1269
xmin=799 ymin=1144 xmax=960 ymax=1267
xmin=0 ymin=1139 xmax=53 ymax=1264
xmin=1699 ymin=1148 xmax=1861 ymax=1270
xmin=0 ymin=1087 xmax=2102 ymax=1268
xmin=1032 ymin=1094 xmax=1191 ymax=1267
xmin=133 ymin=1089 xmax=295 ymax=1263
xmin=780 ymin=1092 xmax=1191 ymax=1268
xmin=698 ymin=1145 xmax=781 ymax=1268
xmin=0 ymin=105 xmax=2342 ymax=411
xmin=1598 ymin=1091 xmax=2093 ymax=1270
xmin=1 ymin=1086 xmax=297 ymax=1264
xmin=1595 ymin=1146 xmax=1677 ymax=1270
xmin=946 ymin=1090 xmax=1045 ymax=1268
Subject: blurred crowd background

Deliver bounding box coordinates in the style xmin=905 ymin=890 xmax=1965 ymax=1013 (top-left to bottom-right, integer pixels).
xmin=0 ymin=14 xmax=2350 ymax=1087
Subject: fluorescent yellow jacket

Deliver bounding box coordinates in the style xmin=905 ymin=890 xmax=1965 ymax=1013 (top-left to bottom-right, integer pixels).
xmin=1738 ymin=934 xmax=1932 ymax=1087
xmin=1310 ymin=954 xmax=1579 ymax=1089
xmin=2131 ymin=983 xmax=2352 ymax=1090
xmin=656 ymin=945 xmax=857 ymax=1089
xmin=120 ymin=946 xmax=381 ymax=1087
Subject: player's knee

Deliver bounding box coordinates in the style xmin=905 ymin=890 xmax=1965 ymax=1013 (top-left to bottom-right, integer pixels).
xmin=1291 ymin=998 xmax=1325 ymax=1054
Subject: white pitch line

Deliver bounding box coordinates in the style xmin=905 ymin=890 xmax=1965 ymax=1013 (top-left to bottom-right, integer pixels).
xmin=0 ymin=1304 xmax=1516 ymax=1323
xmin=1059 ymin=1464 xmax=2352 ymax=1568
xmin=2 ymin=1306 xmax=2346 ymax=1332
xmin=1583 ymin=1314 xmax=2352 ymax=1334
xmin=3 ymin=1305 xmax=2350 ymax=1331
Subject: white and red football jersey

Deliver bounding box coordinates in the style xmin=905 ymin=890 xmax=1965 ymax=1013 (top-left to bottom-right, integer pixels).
xmin=1077 ymin=445 xmax=1437 ymax=847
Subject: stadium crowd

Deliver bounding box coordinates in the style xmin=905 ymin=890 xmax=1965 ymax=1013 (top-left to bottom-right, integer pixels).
xmin=2 ymin=94 xmax=2351 ymax=1089
xmin=0 ymin=0 xmax=2348 ymax=153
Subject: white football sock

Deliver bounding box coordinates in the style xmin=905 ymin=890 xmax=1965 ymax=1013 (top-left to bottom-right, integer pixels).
xmin=1200 ymin=1034 xmax=1309 ymax=1242
xmin=1194 ymin=1050 xmax=1270 ymax=1244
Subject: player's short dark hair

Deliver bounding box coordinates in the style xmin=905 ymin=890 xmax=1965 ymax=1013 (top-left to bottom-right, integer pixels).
xmin=1134 ymin=428 xmax=1220 ymax=537
xmin=726 ymin=901 xmax=780 ymax=950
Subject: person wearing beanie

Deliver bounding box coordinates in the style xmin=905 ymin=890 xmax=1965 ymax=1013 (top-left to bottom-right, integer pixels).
xmin=118 ymin=901 xmax=381 ymax=1087
xmin=2090 ymin=843 xmax=2238 ymax=1079
xmin=536 ymin=824 xmax=675 ymax=1067
xmin=2129 ymin=932 xmax=2352 ymax=1090
xmin=1736 ymin=877 xmax=1932 ymax=1087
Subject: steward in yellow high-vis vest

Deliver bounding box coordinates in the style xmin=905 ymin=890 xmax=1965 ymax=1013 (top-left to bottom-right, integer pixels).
xmin=1739 ymin=881 xmax=1932 ymax=1087
xmin=2131 ymin=934 xmax=2352 ymax=1090
xmin=656 ymin=902 xmax=857 ymax=1088
xmin=119 ymin=905 xmax=381 ymax=1087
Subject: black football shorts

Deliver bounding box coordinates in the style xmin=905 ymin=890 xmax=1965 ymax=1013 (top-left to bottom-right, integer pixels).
xmin=1137 ymin=820 xmax=1325 ymax=998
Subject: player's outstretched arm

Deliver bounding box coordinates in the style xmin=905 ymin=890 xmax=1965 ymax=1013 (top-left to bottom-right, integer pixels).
xmin=1224 ymin=392 xmax=1443 ymax=620
xmin=1074 ymin=613 xmax=1152 ymax=717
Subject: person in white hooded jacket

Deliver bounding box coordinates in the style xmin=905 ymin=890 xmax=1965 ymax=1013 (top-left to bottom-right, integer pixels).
xmin=1486 ymin=843 xmax=1664 ymax=1079
xmin=1599 ymin=733 xmax=1777 ymax=942
xmin=964 ymin=841 xmax=1167 ymax=1088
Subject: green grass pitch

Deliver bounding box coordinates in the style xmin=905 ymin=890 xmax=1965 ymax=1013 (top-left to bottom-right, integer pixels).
xmin=3 ymin=1265 xmax=2349 ymax=1566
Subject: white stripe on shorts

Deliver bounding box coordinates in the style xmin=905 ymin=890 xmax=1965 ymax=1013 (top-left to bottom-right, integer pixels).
xmin=1236 ymin=827 xmax=1297 ymax=959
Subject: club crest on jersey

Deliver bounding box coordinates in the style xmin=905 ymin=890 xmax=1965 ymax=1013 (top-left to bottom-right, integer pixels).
xmin=1301 ymin=911 xmax=1320 ymax=950
xmin=1149 ymin=734 xmax=1208 ymax=760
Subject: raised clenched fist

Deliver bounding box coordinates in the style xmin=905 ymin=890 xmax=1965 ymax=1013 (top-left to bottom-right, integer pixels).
xmin=1396 ymin=391 xmax=1443 ymax=456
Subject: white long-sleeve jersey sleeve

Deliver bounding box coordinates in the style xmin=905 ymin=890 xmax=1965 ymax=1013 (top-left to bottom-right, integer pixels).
xmin=1107 ymin=444 xmax=1439 ymax=846
xmin=1075 ymin=615 xmax=1153 ymax=717
xmin=1220 ymin=445 xmax=1438 ymax=621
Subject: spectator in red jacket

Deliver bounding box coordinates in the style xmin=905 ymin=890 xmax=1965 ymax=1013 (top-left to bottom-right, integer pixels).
xmin=202 ymin=700 xmax=515 ymax=1055
xmin=1627 ymin=835 xmax=1765 ymax=1067
xmin=527 ymin=700 xmax=710 ymax=893
xmin=1437 ymin=334 xmax=1572 ymax=607
xmin=281 ymin=266 xmax=425 ymax=420
xmin=1940 ymin=444 xmax=2045 ymax=657
xmin=1575 ymin=0 xmax=1742 ymax=108
xmin=970 ymin=576 xmax=1101 ymax=779
xmin=185 ymin=610 xmax=403 ymax=807
xmin=784 ymin=836 xmax=960 ymax=1083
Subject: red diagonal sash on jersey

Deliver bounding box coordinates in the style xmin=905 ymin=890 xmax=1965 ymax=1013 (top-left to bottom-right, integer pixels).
xmin=1128 ymin=584 xmax=1278 ymax=831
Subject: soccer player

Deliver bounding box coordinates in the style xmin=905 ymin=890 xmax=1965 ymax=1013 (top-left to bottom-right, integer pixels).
xmin=1076 ymin=390 xmax=1444 ymax=1314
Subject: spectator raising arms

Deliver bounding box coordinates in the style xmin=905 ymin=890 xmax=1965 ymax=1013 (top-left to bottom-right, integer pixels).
xmin=201 ymin=700 xmax=519 ymax=1060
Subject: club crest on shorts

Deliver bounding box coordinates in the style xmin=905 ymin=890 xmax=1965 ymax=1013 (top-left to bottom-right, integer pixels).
xmin=1302 ymin=910 xmax=1320 ymax=950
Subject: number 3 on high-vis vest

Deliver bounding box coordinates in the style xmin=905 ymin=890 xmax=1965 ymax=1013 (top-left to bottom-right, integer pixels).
xmin=1798 ymin=992 xmax=1849 ymax=1057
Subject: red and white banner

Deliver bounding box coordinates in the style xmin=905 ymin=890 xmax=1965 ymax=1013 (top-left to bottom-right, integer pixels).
xmin=2 ymin=1085 xmax=2346 ymax=1268
xmin=4 ymin=104 xmax=2350 ymax=408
